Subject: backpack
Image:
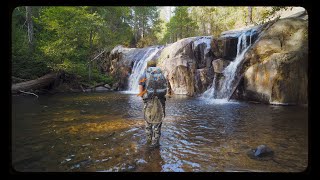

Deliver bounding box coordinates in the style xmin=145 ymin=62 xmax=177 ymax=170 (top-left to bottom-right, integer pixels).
xmin=144 ymin=67 xmax=167 ymax=99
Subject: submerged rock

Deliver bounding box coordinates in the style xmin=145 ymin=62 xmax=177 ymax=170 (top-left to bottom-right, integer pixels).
xmin=254 ymin=145 xmax=274 ymax=157
xmin=247 ymin=144 xmax=274 ymax=160
xmin=94 ymin=86 xmax=111 ymax=92
xmin=80 ymin=110 xmax=89 ymax=114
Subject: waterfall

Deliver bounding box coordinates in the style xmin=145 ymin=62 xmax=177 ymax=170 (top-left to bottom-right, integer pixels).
xmin=202 ymin=29 xmax=255 ymax=100
xmin=126 ymin=46 xmax=163 ymax=93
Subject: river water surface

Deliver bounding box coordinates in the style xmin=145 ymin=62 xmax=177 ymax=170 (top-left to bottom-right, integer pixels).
xmin=12 ymin=92 xmax=308 ymax=172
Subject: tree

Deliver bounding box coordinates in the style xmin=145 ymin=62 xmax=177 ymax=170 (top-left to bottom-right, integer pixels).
xmin=247 ymin=6 xmax=253 ymax=25
xmin=12 ymin=7 xmax=50 ymax=80
xmin=34 ymin=7 xmax=105 ymax=83
xmin=130 ymin=7 xmax=161 ymax=47
xmin=25 ymin=6 xmax=34 ymax=52
xmin=94 ymin=7 xmax=133 ymax=48
xmin=162 ymin=6 xmax=198 ymax=43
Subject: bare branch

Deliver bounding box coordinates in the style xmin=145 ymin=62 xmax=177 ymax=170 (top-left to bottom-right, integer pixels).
xmin=19 ymin=90 xmax=39 ymax=98
xmin=87 ymin=49 xmax=106 ymax=65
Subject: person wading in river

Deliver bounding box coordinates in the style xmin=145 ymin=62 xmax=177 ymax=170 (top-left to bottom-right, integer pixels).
xmin=137 ymin=60 xmax=167 ymax=147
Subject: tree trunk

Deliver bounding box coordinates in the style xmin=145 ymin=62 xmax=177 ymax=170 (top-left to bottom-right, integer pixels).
xmin=134 ymin=18 xmax=138 ymax=44
xmin=25 ymin=6 xmax=34 ymax=52
xmin=142 ymin=16 xmax=145 ymax=39
xmin=247 ymin=6 xmax=253 ymax=25
xmin=186 ymin=26 xmax=189 ymax=37
xmin=179 ymin=18 xmax=182 ymax=39
xmin=88 ymin=29 xmax=93 ymax=81
xmin=12 ymin=72 xmax=61 ymax=93
xmin=228 ymin=74 xmax=244 ymax=101
xmin=202 ymin=21 xmax=206 ymax=35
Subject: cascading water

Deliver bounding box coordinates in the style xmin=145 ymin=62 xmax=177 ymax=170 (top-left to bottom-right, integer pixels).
xmin=126 ymin=46 xmax=163 ymax=93
xmin=219 ymin=32 xmax=249 ymax=98
xmin=202 ymin=28 xmax=256 ymax=100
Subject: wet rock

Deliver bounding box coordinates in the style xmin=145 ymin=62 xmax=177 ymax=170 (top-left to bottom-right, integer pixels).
xmin=104 ymin=84 xmax=111 ymax=89
xmin=70 ymin=159 xmax=93 ymax=169
xmin=111 ymin=82 xmax=120 ymax=91
xmin=136 ymin=159 xmax=147 ymax=165
xmin=212 ymin=36 xmax=238 ymax=60
xmin=80 ymin=110 xmax=89 ymax=114
xmin=254 ymin=145 xmax=273 ymax=157
xmin=157 ymin=36 xmax=214 ymax=96
xmin=107 ymin=46 xmax=159 ymax=90
xmin=195 ymin=68 xmax=214 ymax=94
xmin=212 ymin=58 xmax=231 ymax=74
xmin=94 ymin=86 xmax=111 ymax=92
xmin=247 ymin=144 xmax=274 ymax=160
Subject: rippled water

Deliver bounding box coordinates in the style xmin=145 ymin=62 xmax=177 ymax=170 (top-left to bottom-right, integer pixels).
xmin=12 ymin=92 xmax=308 ymax=172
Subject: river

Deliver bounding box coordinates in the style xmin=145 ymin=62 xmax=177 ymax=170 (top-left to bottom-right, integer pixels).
xmin=11 ymin=92 xmax=308 ymax=172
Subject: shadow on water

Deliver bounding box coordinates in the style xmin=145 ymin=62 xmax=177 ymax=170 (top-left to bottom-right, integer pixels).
xmin=12 ymin=92 xmax=308 ymax=172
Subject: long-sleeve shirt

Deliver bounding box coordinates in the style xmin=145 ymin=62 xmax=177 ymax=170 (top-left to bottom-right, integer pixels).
xmin=138 ymin=71 xmax=147 ymax=89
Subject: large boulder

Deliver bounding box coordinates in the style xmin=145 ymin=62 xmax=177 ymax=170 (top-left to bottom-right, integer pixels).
xmin=169 ymin=65 xmax=195 ymax=95
xmin=211 ymin=37 xmax=238 ymax=60
xmin=240 ymin=18 xmax=308 ymax=104
xmin=195 ymin=68 xmax=214 ymax=94
xmin=212 ymin=26 xmax=261 ymax=60
xmin=212 ymin=58 xmax=231 ymax=74
xmin=157 ymin=36 xmax=214 ymax=96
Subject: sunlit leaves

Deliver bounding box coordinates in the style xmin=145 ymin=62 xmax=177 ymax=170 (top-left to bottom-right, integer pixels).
xmin=35 ymin=6 xmax=103 ymax=63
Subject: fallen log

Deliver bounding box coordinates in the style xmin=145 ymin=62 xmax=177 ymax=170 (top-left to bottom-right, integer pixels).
xmin=80 ymin=82 xmax=106 ymax=89
xmin=227 ymin=74 xmax=244 ymax=101
xmin=12 ymin=72 xmax=60 ymax=93
xmin=12 ymin=76 xmax=30 ymax=83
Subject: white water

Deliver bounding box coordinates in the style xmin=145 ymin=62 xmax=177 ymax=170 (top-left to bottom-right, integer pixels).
xmin=126 ymin=46 xmax=163 ymax=93
xmin=202 ymin=29 xmax=255 ymax=100
xmin=200 ymin=98 xmax=240 ymax=105
xmin=192 ymin=36 xmax=213 ymax=64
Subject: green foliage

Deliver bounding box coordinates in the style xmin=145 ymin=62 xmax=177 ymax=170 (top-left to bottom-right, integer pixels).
xmin=94 ymin=7 xmax=133 ymax=49
xmin=12 ymin=7 xmax=51 ymax=79
xmin=12 ymin=58 xmax=50 ymax=80
xmin=162 ymin=7 xmax=198 ymax=43
xmin=130 ymin=7 xmax=163 ymax=47
xmin=35 ymin=7 xmax=103 ymax=64
xmin=253 ymin=7 xmax=292 ymax=24
xmin=159 ymin=6 xmax=295 ymax=43
xmin=12 ymin=6 xmax=294 ymax=87
xmin=188 ymin=7 xmax=248 ymax=37
xmin=12 ymin=6 xmax=129 ymax=85
xmin=64 ymin=61 xmax=114 ymax=85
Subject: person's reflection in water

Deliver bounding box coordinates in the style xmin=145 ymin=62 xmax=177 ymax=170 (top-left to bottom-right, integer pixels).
xmin=136 ymin=146 xmax=164 ymax=172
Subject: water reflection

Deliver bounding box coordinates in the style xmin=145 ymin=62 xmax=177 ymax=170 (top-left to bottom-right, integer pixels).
xmin=12 ymin=92 xmax=308 ymax=172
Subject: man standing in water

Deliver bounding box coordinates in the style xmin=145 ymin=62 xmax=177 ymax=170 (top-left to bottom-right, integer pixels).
xmin=137 ymin=60 xmax=167 ymax=147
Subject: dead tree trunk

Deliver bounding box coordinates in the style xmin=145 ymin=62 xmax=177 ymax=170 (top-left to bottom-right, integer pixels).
xmin=228 ymin=74 xmax=244 ymax=101
xmin=88 ymin=29 xmax=93 ymax=81
xmin=247 ymin=6 xmax=253 ymax=25
xmin=12 ymin=72 xmax=61 ymax=93
xmin=26 ymin=6 xmax=34 ymax=52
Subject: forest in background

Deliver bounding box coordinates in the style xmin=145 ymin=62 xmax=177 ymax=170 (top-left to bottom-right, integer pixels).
xmin=12 ymin=6 xmax=289 ymax=86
